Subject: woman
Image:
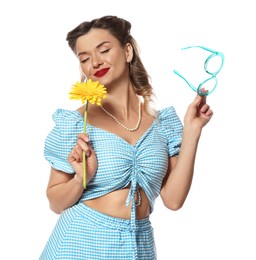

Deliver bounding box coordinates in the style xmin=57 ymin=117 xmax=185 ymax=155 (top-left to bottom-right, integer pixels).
xmin=40 ymin=15 xmax=213 ymax=260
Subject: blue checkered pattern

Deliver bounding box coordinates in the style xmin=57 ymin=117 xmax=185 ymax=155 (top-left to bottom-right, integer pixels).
xmin=40 ymin=203 xmax=156 ymax=259
xmin=42 ymin=106 xmax=183 ymax=259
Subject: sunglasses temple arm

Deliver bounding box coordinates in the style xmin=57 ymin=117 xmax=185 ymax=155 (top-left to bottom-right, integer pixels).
xmin=173 ymin=70 xmax=197 ymax=92
xmin=181 ymin=45 xmax=219 ymax=54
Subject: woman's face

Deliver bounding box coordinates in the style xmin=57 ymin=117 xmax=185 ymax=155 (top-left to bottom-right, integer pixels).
xmin=75 ymin=28 xmax=133 ymax=86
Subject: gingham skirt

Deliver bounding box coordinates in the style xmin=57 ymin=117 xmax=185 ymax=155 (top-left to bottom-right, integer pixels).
xmin=39 ymin=202 xmax=156 ymax=259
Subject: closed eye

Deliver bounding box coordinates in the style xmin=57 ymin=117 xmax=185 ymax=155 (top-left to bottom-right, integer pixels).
xmin=101 ymin=49 xmax=110 ymax=53
xmin=81 ymin=57 xmax=89 ymax=63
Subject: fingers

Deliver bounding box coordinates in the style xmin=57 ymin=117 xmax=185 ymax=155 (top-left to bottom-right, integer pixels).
xmin=200 ymin=103 xmax=213 ymax=116
xmin=191 ymin=88 xmax=209 ymax=106
xmin=68 ymin=133 xmax=91 ymax=163
xmin=196 ymin=89 xmax=213 ymax=117
xmin=189 ymin=93 xmax=213 ymax=117
xmin=77 ymin=135 xmax=91 ymax=156
xmin=77 ymin=133 xmax=90 ymax=143
xmin=190 ymin=94 xmax=205 ymax=109
xmin=68 ymin=145 xmax=81 ymax=163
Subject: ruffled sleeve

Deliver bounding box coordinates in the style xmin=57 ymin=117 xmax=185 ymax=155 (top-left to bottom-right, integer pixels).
xmin=44 ymin=108 xmax=84 ymax=174
xmin=158 ymin=106 xmax=183 ymax=156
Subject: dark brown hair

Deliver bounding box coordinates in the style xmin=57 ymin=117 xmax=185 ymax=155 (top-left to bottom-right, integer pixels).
xmin=66 ymin=15 xmax=155 ymax=114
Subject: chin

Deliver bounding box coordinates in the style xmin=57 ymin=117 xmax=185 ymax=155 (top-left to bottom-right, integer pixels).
xmin=98 ymin=78 xmax=111 ymax=87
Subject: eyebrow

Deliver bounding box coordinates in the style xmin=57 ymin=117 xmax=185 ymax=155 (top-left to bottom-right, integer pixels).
xmin=77 ymin=41 xmax=110 ymax=57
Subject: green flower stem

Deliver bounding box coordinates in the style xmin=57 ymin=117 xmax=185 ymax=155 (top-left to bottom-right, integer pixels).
xmin=83 ymin=100 xmax=88 ymax=189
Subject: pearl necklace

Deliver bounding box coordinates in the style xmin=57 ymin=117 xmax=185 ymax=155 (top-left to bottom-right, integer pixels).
xmin=100 ymin=101 xmax=142 ymax=132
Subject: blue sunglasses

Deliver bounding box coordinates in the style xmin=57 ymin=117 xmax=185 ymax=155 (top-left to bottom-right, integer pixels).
xmin=173 ymin=45 xmax=224 ymax=96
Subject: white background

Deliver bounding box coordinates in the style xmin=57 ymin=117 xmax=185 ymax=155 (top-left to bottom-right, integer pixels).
xmin=1 ymin=0 xmax=255 ymax=259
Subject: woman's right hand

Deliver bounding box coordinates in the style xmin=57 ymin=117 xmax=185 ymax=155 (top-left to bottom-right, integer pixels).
xmin=68 ymin=133 xmax=98 ymax=185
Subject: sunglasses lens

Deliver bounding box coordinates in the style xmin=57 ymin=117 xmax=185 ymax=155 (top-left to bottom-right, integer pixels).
xmin=198 ymin=77 xmax=217 ymax=96
xmin=205 ymin=54 xmax=223 ymax=75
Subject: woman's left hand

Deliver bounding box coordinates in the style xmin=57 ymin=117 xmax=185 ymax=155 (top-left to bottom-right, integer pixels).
xmin=184 ymin=92 xmax=213 ymax=132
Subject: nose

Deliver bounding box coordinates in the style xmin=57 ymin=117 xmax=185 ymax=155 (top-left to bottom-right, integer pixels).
xmin=92 ymin=55 xmax=103 ymax=68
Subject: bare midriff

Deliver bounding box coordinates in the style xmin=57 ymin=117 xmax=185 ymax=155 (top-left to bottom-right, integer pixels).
xmin=84 ymin=187 xmax=150 ymax=220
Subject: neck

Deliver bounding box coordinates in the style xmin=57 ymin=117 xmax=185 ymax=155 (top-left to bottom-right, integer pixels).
xmin=100 ymin=97 xmax=142 ymax=132
xmin=102 ymin=83 xmax=139 ymax=120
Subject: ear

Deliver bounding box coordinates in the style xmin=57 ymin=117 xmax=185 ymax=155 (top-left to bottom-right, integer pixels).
xmin=125 ymin=43 xmax=133 ymax=63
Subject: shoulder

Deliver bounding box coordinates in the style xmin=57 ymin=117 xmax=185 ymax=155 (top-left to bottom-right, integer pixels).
xmin=158 ymin=106 xmax=177 ymax=117
xmin=156 ymin=106 xmax=183 ymax=136
xmin=47 ymin=108 xmax=84 ymax=142
xmin=44 ymin=108 xmax=84 ymax=174
xmin=158 ymin=106 xmax=183 ymax=126
xmin=52 ymin=108 xmax=83 ymax=124
xmin=157 ymin=106 xmax=183 ymax=156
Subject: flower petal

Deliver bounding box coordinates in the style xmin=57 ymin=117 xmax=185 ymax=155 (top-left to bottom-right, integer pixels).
xmin=69 ymin=79 xmax=107 ymax=106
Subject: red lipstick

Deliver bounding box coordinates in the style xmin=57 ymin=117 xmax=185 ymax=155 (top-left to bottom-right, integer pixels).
xmin=94 ymin=68 xmax=109 ymax=77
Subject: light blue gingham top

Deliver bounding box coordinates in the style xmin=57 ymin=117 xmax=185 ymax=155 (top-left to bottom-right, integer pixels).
xmin=44 ymin=106 xmax=183 ymax=228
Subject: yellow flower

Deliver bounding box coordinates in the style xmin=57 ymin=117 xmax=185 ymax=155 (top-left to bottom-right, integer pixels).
xmin=69 ymin=79 xmax=107 ymax=189
xmin=69 ymin=79 xmax=107 ymax=106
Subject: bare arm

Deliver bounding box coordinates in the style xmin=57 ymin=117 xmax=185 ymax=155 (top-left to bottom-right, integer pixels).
xmin=46 ymin=133 xmax=97 ymax=214
xmin=46 ymin=169 xmax=84 ymax=214
xmin=160 ymin=94 xmax=213 ymax=210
